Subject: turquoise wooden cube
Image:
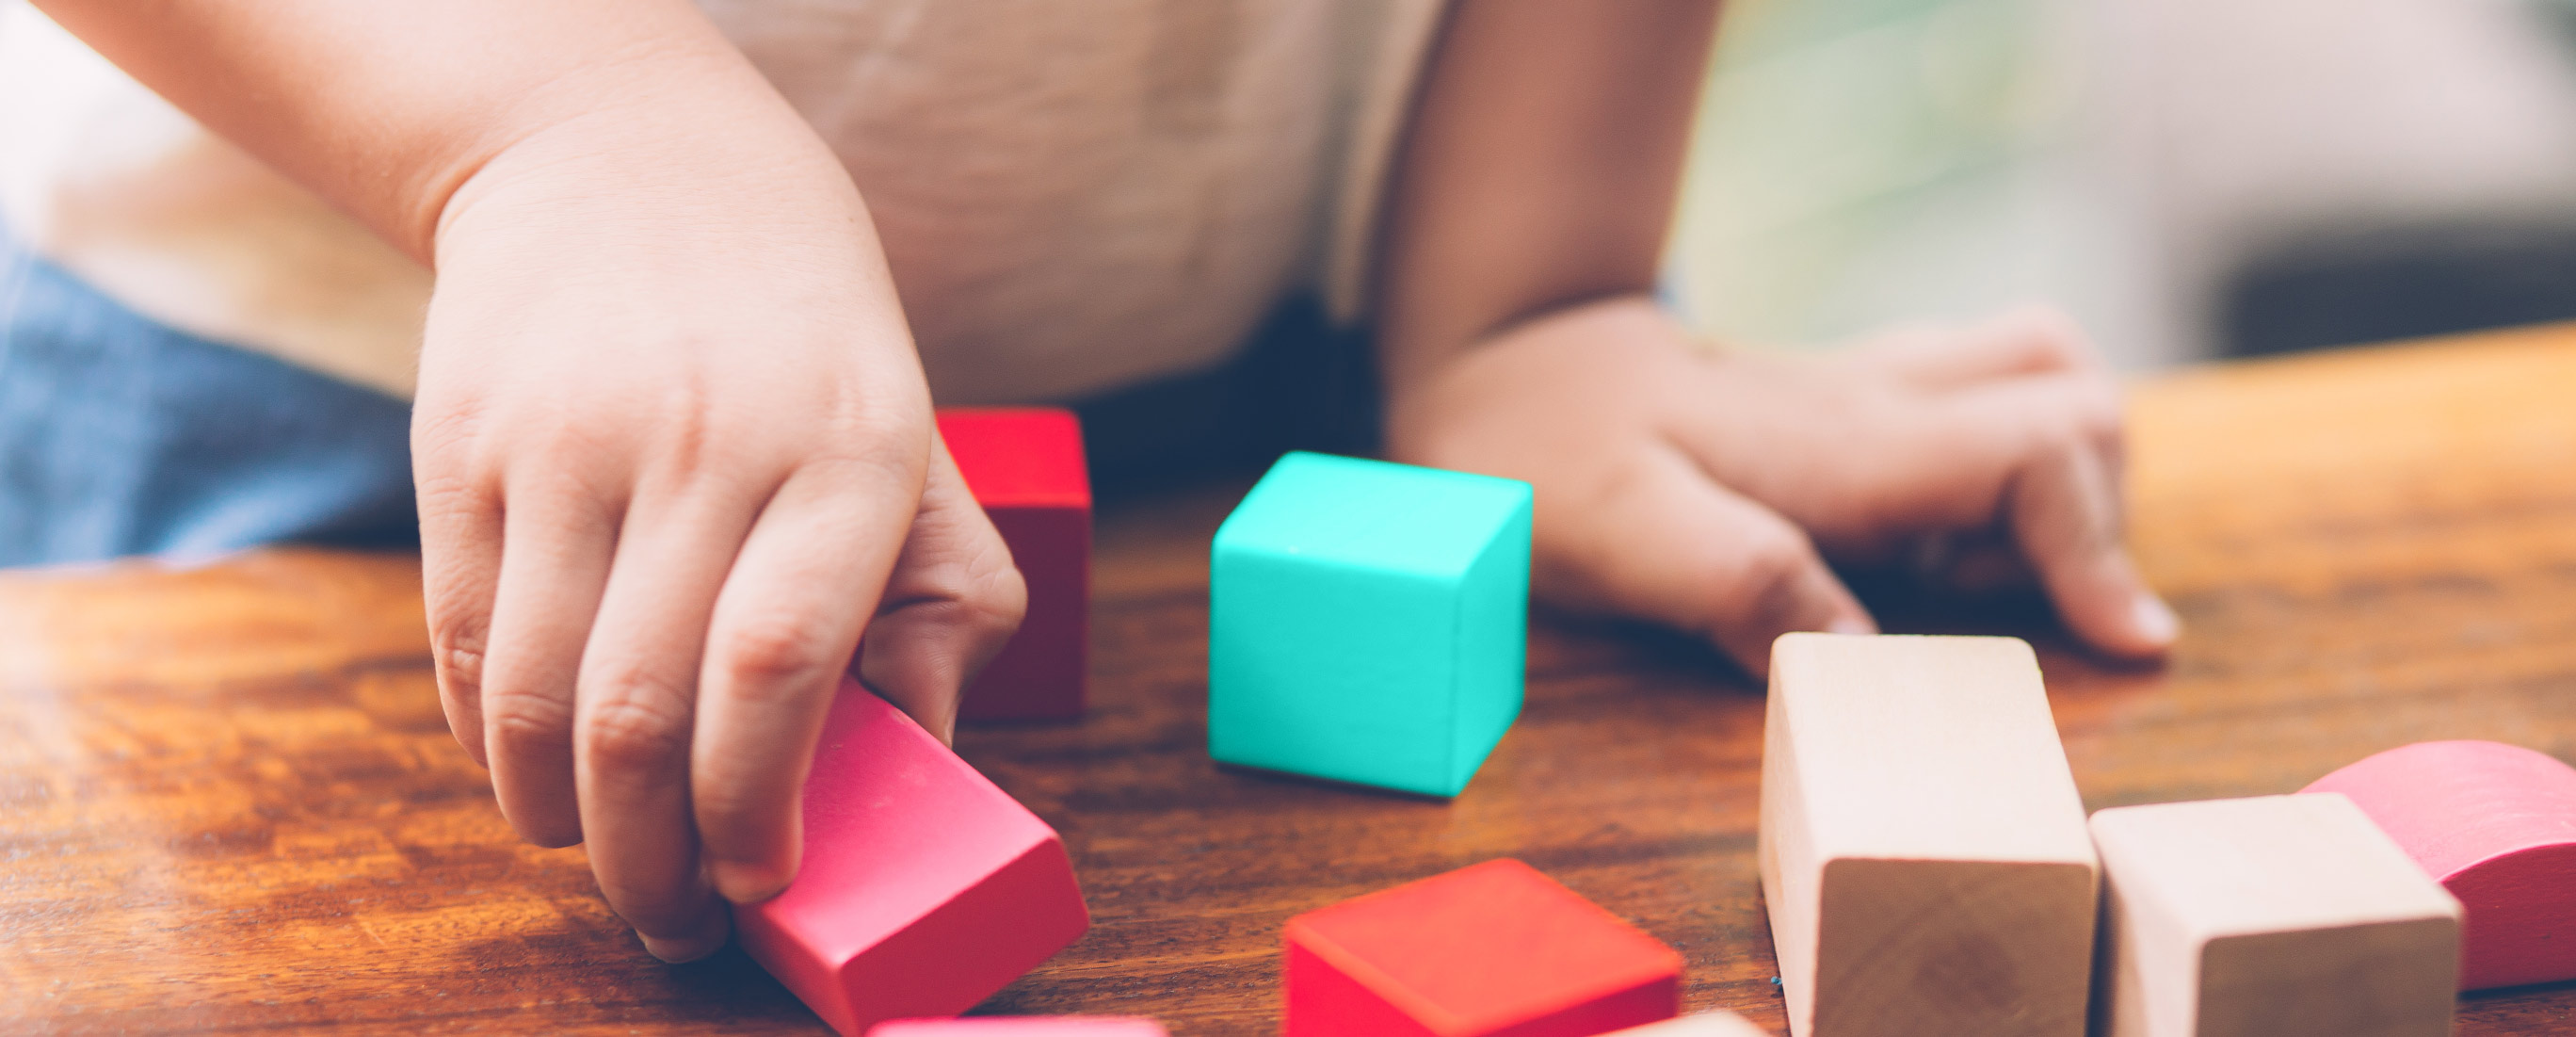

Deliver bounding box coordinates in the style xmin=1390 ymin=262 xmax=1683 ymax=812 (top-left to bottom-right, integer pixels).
xmin=1209 ymin=451 xmax=1533 ymax=797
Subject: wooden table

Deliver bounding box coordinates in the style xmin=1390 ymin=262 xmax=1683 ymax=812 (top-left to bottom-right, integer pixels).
xmin=9 ymin=326 xmax=2576 ymax=1035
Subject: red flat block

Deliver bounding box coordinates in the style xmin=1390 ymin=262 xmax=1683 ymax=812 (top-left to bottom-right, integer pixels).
xmin=868 ymin=1018 xmax=1167 ymax=1035
xmin=1283 ymin=858 xmax=1683 ymax=1037
xmin=2303 ymin=739 xmax=2576 ymax=990
xmin=939 ymin=408 xmax=1091 ymax=721
xmin=734 ymin=679 xmax=1091 ymax=1035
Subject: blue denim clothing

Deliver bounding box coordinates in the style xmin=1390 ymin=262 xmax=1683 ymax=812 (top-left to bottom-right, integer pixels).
xmin=0 ymin=233 xmax=417 ymax=565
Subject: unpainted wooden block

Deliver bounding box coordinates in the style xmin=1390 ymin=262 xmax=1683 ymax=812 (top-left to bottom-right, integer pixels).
xmin=2303 ymin=738 xmax=2576 ymax=989
xmin=1757 ymin=634 xmax=2098 ymax=1037
xmin=1604 ymin=1012 xmax=1769 ymax=1035
xmin=2088 ymin=794 xmax=2461 ymax=1037
xmin=733 ymin=679 xmax=1091 ymax=1036
xmin=1283 ymin=858 xmax=1682 ymax=1036
xmin=866 ymin=1018 xmax=1167 ymax=1035
xmin=939 ymin=408 xmax=1092 ymax=722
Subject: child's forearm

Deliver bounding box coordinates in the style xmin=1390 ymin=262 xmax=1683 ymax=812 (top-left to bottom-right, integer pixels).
xmin=32 ymin=0 xmax=841 ymax=264
xmin=1372 ymin=0 xmax=1721 ymax=396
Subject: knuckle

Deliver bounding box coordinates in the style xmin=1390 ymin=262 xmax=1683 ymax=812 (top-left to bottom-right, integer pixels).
xmin=1713 ymin=525 xmax=1819 ymax=631
xmin=431 ymin=634 xmax=488 ymax=701
xmin=579 ymin=689 xmax=696 ymax=774
xmin=689 ymin=770 xmax=776 ymax=843
xmin=482 ymin=686 xmax=574 ymax=747
xmin=967 ymin=566 xmax=1030 ymax=642
xmin=410 ymin=395 xmax=488 ymax=460
xmin=717 ymin=614 xmax=842 ymax=691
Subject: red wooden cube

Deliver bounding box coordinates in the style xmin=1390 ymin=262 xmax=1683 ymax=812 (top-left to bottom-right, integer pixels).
xmin=938 ymin=408 xmax=1092 ymax=721
xmin=1284 ymin=858 xmax=1683 ymax=1037
xmin=733 ymin=679 xmax=1091 ymax=1036
xmin=868 ymin=1019 xmax=1168 ymax=1036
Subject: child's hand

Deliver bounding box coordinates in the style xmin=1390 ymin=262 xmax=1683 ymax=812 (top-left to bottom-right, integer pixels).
xmin=1387 ymin=297 xmax=2176 ymax=673
xmin=409 ymin=85 xmax=1022 ymax=962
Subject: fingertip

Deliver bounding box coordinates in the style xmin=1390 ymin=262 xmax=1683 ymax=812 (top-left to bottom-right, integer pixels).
xmin=1826 ymin=614 xmax=1877 ymax=637
xmin=637 ymin=895 xmax=733 ymax=964
xmin=710 ymin=854 xmax=797 ymax=904
xmin=2125 ymin=591 xmax=2182 ymax=654
xmin=640 ymin=928 xmax=726 ymax=964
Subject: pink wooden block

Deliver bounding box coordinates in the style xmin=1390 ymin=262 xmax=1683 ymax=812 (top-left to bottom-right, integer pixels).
xmin=734 ymin=679 xmax=1092 ymax=1035
xmin=2303 ymin=739 xmax=2576 ymax=990
xmin=867 ymin=1018 xmax=1168 ymax=1036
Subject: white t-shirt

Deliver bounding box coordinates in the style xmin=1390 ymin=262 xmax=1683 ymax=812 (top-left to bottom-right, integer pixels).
xmin=0 ymin=0 xmax=1445 ymax=402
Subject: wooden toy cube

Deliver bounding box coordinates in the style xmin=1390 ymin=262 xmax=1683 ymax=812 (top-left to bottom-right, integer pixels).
xmin=2303 ymin=739 xmax=2576 ymax=990
xmin=1209 ymin=452 xmax=1531 ymax=797
xmin=1757 ymin=634 xmax=2099 ymax=1037
xmin=867 ymin=1018 xmax=1167 ymax=1035
xmin=1283 ymin=858 xmax=1682 ymax=1037
xmin=1604 ymin=1013 xmax=1767 ymax=1035
xmin=939 ymin=408 xmax=1091 ymax=721
xmin=733 ymin=679 xmax=1091 ymax=1036
xmin=2088 ymin=795 xmax=2462 ymax=1037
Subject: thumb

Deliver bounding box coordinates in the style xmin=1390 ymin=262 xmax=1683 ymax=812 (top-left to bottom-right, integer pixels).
xmin=856 ymin=436 xmax=1028 ymax=744
xmin=1552 ymin=443 xmax=1876 ymax=675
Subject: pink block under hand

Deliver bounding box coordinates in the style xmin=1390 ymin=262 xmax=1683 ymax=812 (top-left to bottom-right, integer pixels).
xmin=868 ymin=1018 xmax=1168 ymax=1035
xmin=2303 ymin=739 xmax=2576 ymax=990
xmin=734 ymin=679 xmax=1091 ymax=1035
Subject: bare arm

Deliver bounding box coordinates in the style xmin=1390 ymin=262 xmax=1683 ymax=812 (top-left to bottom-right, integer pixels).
xmin=1374 ymin=0 xmax=1717 ymax=395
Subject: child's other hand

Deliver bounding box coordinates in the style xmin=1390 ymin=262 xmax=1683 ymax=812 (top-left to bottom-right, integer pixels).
xmin=411 ymin=109 xmax=1023 ymax=963
xmin=1387 ymin=297 xmax=2176 ymax=674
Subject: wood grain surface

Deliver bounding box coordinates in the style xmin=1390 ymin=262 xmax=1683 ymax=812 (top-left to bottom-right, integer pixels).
xmin=10 ymin=326 xmax=2576 ymax=1034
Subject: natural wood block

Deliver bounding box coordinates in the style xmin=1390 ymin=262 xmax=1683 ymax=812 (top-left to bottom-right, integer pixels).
xmin=733 ymin=679 xmax=1091 ymax=1036
xmin=2088 ymin=794 xmax=2463 ymax=1037
xmin=1282 ymin=858 xmax=1682 ymax=1036
xmin=1604 ymin=1012 xmax=1768 ymax=1035
xmin=867 ymin=1018 xmax=1167 ymax=1035
xmin=1757 ymin=634 xmax=2098 ymax=1037
xmin=939 ymin=408 xmax=1092 ymax=721
xmin=2303 ymin=739 xmax=2576 ymax=990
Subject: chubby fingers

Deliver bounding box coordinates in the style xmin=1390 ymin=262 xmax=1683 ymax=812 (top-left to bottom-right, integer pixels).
xmin=1545 ymin=441 xmax=1875 ymax=675
xmin=477 ymin=480 xmax=619 ymax=851
xmin=690 ymin=448 xmax=923 ymax=908
xmin=567 ymin=478 xmax=767 ymax=964
xmin=854 ymin=439 xmax=1026 ymax=747
xmin=415 ymin=447 xmax=504 ymax=769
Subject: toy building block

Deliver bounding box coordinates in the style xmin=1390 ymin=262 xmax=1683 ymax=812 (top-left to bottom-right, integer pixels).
xmin=1757 ymin=634 xmax=2099 ymax=1037
xmin=938 ymin=408 xmax=1092 ymax=721
xmin=2088 ymin=795 xmax=2464 ymax=1037
xmin=1209 ymin=452 xmax=1531 ymax=797
xmin=733 ymin=678 xmax=1091 ymax=1036
xmin=2302 ymin=739 xmax=2576 ymax=990
xmin=867 ymin=1018 xmax=1167 ymax=1036
xmin=1283 ymin=858 xmax=1682 ymax=1037
xmin=1604 ymin=1013 xmax=1769 ymax=1036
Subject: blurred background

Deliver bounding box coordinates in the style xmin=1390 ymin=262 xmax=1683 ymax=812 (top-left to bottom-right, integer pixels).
xmin=1667 ymin=0 xmax=2576 ymax=366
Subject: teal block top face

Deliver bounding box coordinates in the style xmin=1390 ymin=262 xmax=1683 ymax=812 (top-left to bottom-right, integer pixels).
xmin=1212 ymin=452 xmax=1531 ymax=581
xmin=1208 ymin=452 xmax=1533 ymax=798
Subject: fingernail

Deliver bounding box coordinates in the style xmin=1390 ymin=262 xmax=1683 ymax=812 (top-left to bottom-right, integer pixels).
xmin=2131 ymin=592 xmax=2181 ymax=647
xmin=711 ymin=858 xmax=794 ymax=904
xmin=640 ymin=930 xmax=724 ymax=964
xmin=1827 ymin=616 xmax=1876 ymax=637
